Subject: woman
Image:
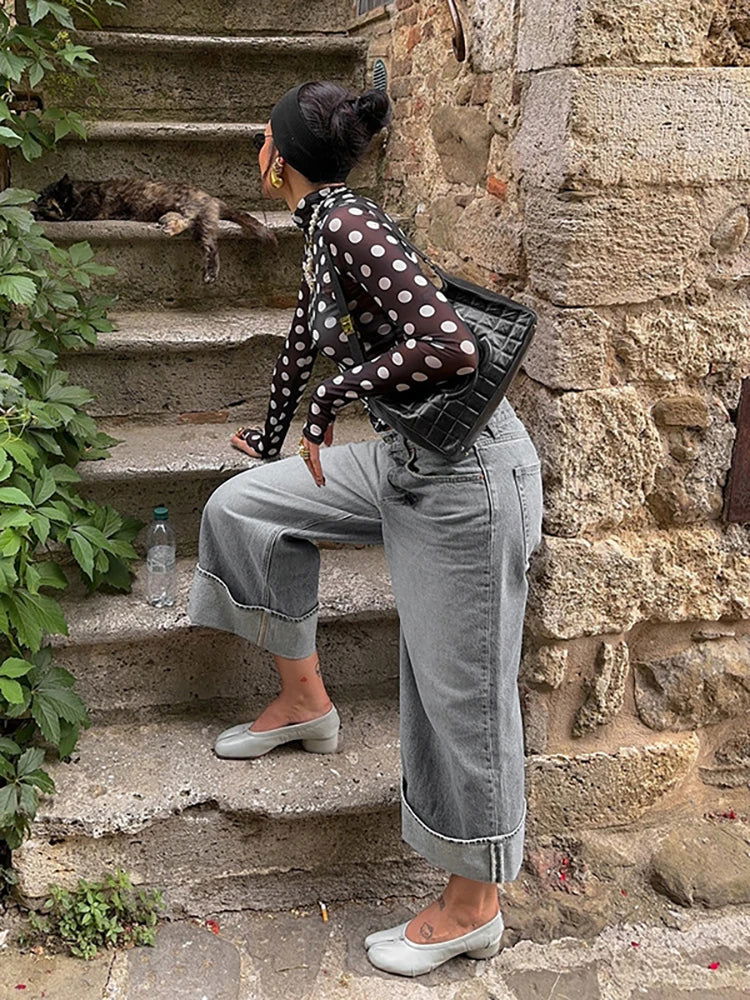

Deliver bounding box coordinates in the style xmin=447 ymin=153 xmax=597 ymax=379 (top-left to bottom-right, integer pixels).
xmin=187 ymin=80 xmax=543 ymax=977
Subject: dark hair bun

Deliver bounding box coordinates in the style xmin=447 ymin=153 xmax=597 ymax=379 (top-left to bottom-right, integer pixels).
xmin=298 ymin=80 xmax=392 ymax=176
xmin=354 ymin=89 xmax=392 ymax=136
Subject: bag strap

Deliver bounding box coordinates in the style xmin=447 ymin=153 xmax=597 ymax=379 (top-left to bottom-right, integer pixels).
xmin=321 ymin=241 xmax=367 ymax=365
xmin=380 ymin=226 xmax=449 ymax=289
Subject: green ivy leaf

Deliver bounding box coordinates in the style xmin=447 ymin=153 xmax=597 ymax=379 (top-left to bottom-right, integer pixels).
xmin=33 ymin=466 xmax=56 ymax=506
xmin=28 ymin=62 xmax=44 ymax=89
xmin=35 ymin=561 xmax=67 ymax=590
xmin=31 ymin=513 xmax=50 ymax=544
xmin=49 ymin=464 xmax=81 ymax=484
xmin=69 ymin=532 xmax=94 ymax=578
xmin=0 ymin=509 xmax=33 ymax=530
xmin=68 ymin=242 xmax=94 ymax=266
xmin=24 ymin=562 xmax=42 ymax=595
xmin=0 ymin=189 xmax=39 ymax=207
xmin=0 ymin=559 xmax=17 ymax=591
xmin=0 ymin=657 xmax=35 ymax=678
xmin=8 ymin=590 xmax=68 ymax=651
xmin=5 ymin=439 xmax=37 ymax=474
xmin=0 ymin=530 xmax=22 ymax=558
xmin=16 ymin=747 xmax=45 ymax=778
xmin=0 ymin=677 xmax=25 ymax=704
xmin=23 ymin=768 xmax=54 ymax=794
xmin=0 ymin=274 xmax=37 ymax=306
xmin=0 ymin=487 xmax=34 ymax=506
xmin=38 ymin=502 xmax=72 ymax=525
xmin=19 ymin=132 xmax=43 ymax=161
xmin=35 ymin=678 xmax=86 ymax=725
xmin=0 ymin=50 xmax=30 ymax=84
xmin=0 ymin=126 xmax=23 ymax=148
xmin=0 ymin=784 xmax=19 ymax=827
xmin=17 ymin=781 xmax=38 ymax=818
xmin=31 ymin=694 xmax=60 ymax=744
xmin=56 ymin=719 xmax=79 ymax=759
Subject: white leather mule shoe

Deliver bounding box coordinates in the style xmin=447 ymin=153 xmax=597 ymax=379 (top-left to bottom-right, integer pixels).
xmin=213 ymin=705 xmax=340 ymax=759
xmin=365 ymin=911 xmax=503 ymax=977
xmin=364 ymin=919 xmax=411 ymax=950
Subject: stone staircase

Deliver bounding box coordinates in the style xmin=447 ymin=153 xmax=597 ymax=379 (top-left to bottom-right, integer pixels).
xmin=11 ymin=2 xmax=443 ymax=914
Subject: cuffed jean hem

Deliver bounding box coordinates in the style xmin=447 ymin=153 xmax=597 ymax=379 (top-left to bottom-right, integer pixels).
xmin=400 ymin=776 xmax=527 ymax=883
xmin=187 ymin=565 xmax=319 ymax=659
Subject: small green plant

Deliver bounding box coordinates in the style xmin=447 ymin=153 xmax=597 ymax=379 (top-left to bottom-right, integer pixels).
xmin=19 ymin=868 xmax=166 ymax=958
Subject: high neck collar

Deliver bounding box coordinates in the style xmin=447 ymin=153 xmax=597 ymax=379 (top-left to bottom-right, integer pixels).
xmin=290 ymin=183 xmax=350 ymax=229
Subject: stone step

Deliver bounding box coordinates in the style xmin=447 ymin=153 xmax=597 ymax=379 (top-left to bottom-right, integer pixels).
xmin=44 ymin=32 xmax=367 ymax=122
xmin=15 ymin=120 xmax=381 ymax=207
xmin=44 ymin=214 xmax=303 ymax=309
xmin=65 ymin=307 xmax=292 ymax=421
xmin=66 ymin=306 xmax=381 ymax=422
xmin=78 ymin=413 xmax=381 ymax=554
xmin=72 ymin=0 xmax=356 ymax=35
xmin=54 ymin=553 xmax=397 ymax=721
xmin=11 ymin=698 xmax=445 ymax=916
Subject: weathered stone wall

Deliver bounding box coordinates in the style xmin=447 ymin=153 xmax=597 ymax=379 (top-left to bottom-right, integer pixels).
xmin=352 ymin=0 xmax=750 ymax=893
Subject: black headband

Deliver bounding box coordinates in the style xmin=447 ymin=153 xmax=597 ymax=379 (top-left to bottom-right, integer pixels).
xmin=269 ymin=82 xmax=351 ymax=183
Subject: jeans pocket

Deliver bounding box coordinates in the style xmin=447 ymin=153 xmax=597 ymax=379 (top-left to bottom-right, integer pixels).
xmin=402 ymin=438 xmax=486 ymax=483
xmin=513 ymin=463 xmax=543 ymax=569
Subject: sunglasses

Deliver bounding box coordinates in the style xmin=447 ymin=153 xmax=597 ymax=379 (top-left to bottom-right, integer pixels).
xmin=252 ymin=130 xmax=272 ymax=153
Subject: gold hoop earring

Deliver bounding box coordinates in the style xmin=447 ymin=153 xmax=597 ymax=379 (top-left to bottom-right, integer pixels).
xmin=269 ymin=164 xmax=284 ymax=188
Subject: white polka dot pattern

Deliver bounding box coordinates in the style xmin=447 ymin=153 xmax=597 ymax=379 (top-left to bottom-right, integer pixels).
xmin=249 ymin=185 xmax=478 ymax=455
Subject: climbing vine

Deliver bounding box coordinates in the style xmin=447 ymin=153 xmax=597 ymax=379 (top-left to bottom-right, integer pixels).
xmin=0 ymin=0 xmax=137 ymax=875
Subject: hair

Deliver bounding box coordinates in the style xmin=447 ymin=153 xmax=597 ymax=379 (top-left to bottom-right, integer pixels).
xmin=300 ymin=81 xmax=392 ymax=175
xmin=262 ymin=81 xmax=392 ymax=186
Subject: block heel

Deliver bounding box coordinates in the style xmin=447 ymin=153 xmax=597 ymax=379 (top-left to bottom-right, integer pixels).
xmin=302 ymin=733 xmax=340 ymax=753
xmin=466 ymin=939 xmax=501 ymax=960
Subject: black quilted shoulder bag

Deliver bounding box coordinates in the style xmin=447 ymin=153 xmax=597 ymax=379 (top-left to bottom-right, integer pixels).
xmin=321 ymin=225 xmax=537 ymax=460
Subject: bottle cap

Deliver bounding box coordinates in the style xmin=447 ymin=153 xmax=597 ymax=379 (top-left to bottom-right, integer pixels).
xmin=153 ymin=506 xmax=169 ymax=521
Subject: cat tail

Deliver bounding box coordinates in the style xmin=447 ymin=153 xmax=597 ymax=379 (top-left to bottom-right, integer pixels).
xmin=219 ymin=203 xmax=278 ymax=244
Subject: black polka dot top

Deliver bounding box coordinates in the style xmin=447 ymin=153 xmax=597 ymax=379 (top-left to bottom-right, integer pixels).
xmin=242 ymin=183 xmax=479 ymax=458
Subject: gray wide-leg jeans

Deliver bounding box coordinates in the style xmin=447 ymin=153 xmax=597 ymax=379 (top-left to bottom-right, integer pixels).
xmin=187 ymin=396 xmax=543 ymax=883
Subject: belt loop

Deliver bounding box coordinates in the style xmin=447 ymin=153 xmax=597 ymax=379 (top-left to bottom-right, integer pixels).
xmin=481 ymin=413 xmax=498 ymax=440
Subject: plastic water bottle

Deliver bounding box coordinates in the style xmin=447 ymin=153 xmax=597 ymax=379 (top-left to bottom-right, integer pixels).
xmin=146 ymin=505 xmax=176 ymax=607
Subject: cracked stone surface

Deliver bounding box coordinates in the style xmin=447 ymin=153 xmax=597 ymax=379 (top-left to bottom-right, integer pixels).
xmin=126 ymin=921 xmax=241 ymax=998
xmin=2 ymin=899 xmax=749 ymax=999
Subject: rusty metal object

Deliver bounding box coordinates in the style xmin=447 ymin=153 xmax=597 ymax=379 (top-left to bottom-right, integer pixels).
xmin=724 ymin=376 xmax=750 ymax=523
xmin=446 ymin=0 xmax=466 ymax=61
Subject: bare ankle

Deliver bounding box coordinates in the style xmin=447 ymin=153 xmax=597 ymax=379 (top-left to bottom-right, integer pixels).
xmin=439 ymin=886 xmax=499 ymax=924
xmin=278 ymin=689 xmax=332 ymax=714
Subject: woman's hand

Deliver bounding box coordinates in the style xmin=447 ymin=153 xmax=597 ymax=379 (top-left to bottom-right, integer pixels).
xmin=301 ymin=424 xmax=333 ymax=486
xmin=300 ymin=433 xmax=324 ymax=487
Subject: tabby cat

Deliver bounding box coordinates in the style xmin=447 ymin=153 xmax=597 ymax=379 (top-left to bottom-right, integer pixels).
xmin=32 ymin=175 xmax=277 ymax=283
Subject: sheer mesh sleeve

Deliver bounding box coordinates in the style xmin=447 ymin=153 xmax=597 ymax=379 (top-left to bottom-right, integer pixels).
xmin=299 ymin=203 xmax=478 ymax=445
xmin=243 ymin=276 xmax=317 ymax=458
